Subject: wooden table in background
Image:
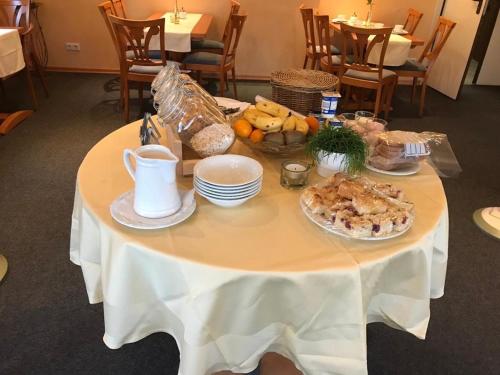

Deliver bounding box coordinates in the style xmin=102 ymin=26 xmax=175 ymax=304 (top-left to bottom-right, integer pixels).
xmin=148 ymin=12 xmax=213 ymax=40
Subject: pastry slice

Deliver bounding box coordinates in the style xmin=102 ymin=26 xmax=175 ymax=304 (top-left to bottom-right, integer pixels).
xmin=352 ymin=193 xmax=389 ymax=215
xmin=337 ymin=180 xmax=366 ymax=199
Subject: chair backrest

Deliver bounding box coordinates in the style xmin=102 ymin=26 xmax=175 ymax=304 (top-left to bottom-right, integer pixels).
xmin=222 ymin=14 xmax=246 ymax=66
xmin=108 ymin=15 xmax=167 ymax=69
xmin=110 ymin=0 xmax=126 ymax=18
xmin=222 ymin=0 xmax=240 ymax=43
xmin=315 ymin=15 xmax=335 ymax=69
xmin=97 ymin=1 xmax=121 ymax=59
xmin=404 ymin=8 xmax=423 ymax=35
xmin=0 ymin=0 xmax=30 ymax=31
xmin=300 ymin=7 xmax=316 ymax=53
xmin=418 ymin=16 xmax=456 ymax=69
xmin=339 ymin=23 xmax=393 ymax=80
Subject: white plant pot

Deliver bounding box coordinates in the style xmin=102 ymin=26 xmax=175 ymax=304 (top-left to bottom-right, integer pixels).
xmin=317 ymin=152 xmax=348 ymax=177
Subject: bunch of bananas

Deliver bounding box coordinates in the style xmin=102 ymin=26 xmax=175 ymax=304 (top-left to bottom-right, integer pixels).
xmin=243 ymin=102 xmax=310 ymax=135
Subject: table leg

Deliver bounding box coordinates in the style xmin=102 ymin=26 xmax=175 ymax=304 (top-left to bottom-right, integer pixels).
xmin=0 ymin=254 xmax=7 ymax=282
xmin=0 ymin=110 xmax=33 ymax=135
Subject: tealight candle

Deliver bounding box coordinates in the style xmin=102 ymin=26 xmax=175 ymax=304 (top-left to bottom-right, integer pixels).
xmin=281 ymin=160 xmax=312 ymax=190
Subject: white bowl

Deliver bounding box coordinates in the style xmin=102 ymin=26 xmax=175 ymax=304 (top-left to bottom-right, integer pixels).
xmin=194 ymin=154 xmax=263 ymax=187
xmin=196 ymin=188 xmax=261 ymax=208
xmin=194 ymin=181 xmax=261 ymax=199
xmin=194 ymin=176 xmax=262 ymax=193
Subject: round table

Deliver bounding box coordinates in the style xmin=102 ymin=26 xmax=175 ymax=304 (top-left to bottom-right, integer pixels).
xmin=70 ymin=120 xmax=449 ymax=375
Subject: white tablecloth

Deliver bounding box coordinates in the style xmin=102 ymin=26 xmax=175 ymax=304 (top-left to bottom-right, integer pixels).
xmin=149 ymin=12 xmax=202 ymax=53
xmin=0 ymin=29 xmax=25 ymax=78
xmin=368 ymin=34 xmax=411 ymax=67
xmin=70 ymin=120 xmax=449 ymax=375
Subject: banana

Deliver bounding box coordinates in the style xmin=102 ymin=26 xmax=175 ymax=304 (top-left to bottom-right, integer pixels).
xmin=256 ymin=102 xmax=291 ymax=119
xmin=282 ymin=115 xmax=297 ymax=131
xmin=243 ymin=108 xmax=271 ymax=126
xmin=254 ymin=116 xmax=284 ymax=132
xmin=295 ymin=118 xmax=310 ymax=135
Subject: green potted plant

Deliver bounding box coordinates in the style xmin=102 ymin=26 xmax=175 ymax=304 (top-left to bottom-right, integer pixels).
xmin=306 ymin=126 xmax=366 ymax=177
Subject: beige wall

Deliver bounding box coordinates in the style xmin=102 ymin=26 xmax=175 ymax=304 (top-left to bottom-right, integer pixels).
xmin=477 ymin=11 xmax=500 ymax=85
xmin=39 ymin=0 xmax=441 ymax=79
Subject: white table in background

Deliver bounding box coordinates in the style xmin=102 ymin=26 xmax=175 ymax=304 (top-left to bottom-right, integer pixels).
xmin=70 ymin=119 xmax=449 ymax=375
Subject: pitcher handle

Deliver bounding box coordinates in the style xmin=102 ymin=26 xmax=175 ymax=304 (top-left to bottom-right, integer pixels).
xmin=123 ymin=149 xmax=136 ymax=181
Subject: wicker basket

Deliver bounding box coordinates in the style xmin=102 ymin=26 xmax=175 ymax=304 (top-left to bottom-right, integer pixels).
xmin=271 ymin=69 xmax=339 ymax=115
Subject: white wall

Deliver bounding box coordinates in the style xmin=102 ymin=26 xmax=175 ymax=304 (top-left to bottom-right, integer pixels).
xmin=477 ymin=11 xmax=500 ymax=85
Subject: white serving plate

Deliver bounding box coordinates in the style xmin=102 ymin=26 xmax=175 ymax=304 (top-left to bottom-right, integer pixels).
xmin=196 ymin=187 xmax=261 ymax=208
xmin=366 ymin=162 xmax=421 ymax=176
xmin=194 ymin=180 xmax=261 ymax=199
xmin=299 ymin=197 xmax=412 ymax=241
xmin=392 ymin=30 xmax=409 ymax=35
xmin=194 ymin=154 xmax=263 ymax=186
xmin=215 ymin=96 xmax=250 ymax=119
xmin=194 ymin=178 xmax=262 ymax=191
xmin=110 ymin=189 xmax=196 ymax=230
xmin=194 ymin=176 xmax=261 ymax=193
xmin=331 ymin=18 xmax=347 ymax=23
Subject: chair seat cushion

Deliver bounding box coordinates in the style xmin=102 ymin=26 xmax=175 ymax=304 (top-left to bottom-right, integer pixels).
xmin=126 ymin=50 xmax=162 ymax=60
xmin=129 ymin=60 xmax=165 ymax=75
xmin=390 ymin=58 xmax=427 ymax=72
xmin=344 ymin=68 xmax=396 ymax=81
xmin=183 ymin=52 xmax=222 ymax=65
xmin=321 ymin=55 xmax=355 ymax=66
xmin=191 ymin=39 xmax=224 ymax=50
xmin=308 ymin=44 xmax=341 ymax=55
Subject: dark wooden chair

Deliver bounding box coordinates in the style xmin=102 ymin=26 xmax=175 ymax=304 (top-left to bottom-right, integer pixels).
xmin=389 ymin=17 xmax=456 ymax=116
xmin=300 ymin=7 xmax=339 ymax=70
xmin=109 ymin=15 xmax=168 ymax=122
xmin=404 ymin=8 xmax=423 ymax=36
xmin=0 ymin=0 xmax=48 ymax=109
xmin=338 ymin=23 xmax=397 ymax=119
xmin=315 ymin=15 xmax=343 ymax=75
xmin=183 ymin=14 xmax=247 ymax=98
xmin=191 ymin=0 xmax=240 ymax=54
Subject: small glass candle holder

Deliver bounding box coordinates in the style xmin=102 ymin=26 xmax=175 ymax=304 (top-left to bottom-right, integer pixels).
xmin=280 ymin=160 xmax=312 ymax=190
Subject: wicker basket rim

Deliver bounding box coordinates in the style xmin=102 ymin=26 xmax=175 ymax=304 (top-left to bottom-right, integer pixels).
xmin=271 ymin=69 xmax=338 ymax=90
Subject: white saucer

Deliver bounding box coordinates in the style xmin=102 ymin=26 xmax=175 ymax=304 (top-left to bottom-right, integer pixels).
xmin=366 ymin=162 xmax=421 ymax=176
xmin=110 ymin=188 xmax=196 ymax=230
xmin=331 ymin=18 xmax=347 ymax=23
xmin=392 ymin=30 xmax=409 ymax=35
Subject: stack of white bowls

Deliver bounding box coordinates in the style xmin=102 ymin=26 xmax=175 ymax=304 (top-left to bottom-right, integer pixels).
xmin=194 ymin=154 xmax=263 ymax=208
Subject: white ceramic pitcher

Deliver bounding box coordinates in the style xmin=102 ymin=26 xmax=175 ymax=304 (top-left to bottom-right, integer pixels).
xmin=123 ymin=145 xmax=181 ymax=218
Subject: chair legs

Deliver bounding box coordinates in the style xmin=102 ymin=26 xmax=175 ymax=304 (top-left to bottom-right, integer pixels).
xmin=411 ymin=77 xmax=418 ymax=103
xmin=311 ymin=56 xmax=317 ymax=70
xmin=231 ymin=67 xmax=238 ymax=100
xmin=138 ymin=82 xmax=144 ymax=114
xmin=219 ymin=72 xmax=225 ymax=97
xmin=419 ymin=81 xmax=427 ymax=117
xmin=124 ymin=79 xmax=130 ymax=123
xmin=31 ymin=53 xmax=49 ymax=97
xmin=373 ymin=87 xmax=383 ymax=118
xmin=24 ymin=67 xmax=38 ymax=111
xmin=303 ymin=55 xmax=309 ymax=69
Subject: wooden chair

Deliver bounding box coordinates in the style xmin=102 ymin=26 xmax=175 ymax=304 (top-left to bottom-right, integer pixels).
xmin=300 ymin=7 xmax=339 ymax=70
xmin=338 ymin=23 xmax=397 ymax=119
xmin=0 ymin=0 xmax=48 ymax=108
xmin=389 ymin=17 xmax=456 ymax=116
xmin=404 ymin=8 xmax=423 ymax=36
xmin=315 ymin=15 xmax=342 ymax=75
xmin=183 ymin=14 xmax=247 ymax=98
xmin=191 ymin=0 xmax=240 ymax=54
xmin=109 ymin=15 xmax=168 ymax=122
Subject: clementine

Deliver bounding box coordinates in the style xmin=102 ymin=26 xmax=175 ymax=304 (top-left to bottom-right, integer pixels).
xmin=249 ymin=128 xmax=265 ymax=143
xmin=233 ymin=119 xmax=253 ymax=138
xmin=305 ymin=116 xmax=320 ymax=134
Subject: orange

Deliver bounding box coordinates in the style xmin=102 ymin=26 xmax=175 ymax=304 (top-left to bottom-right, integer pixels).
xmin=249 ymin=128 xmax=265 ymax=143
xmin=305 ymin=116 xmax=320 ymax=134
xmin=233 ymin=119 xmax=253 ymax=138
